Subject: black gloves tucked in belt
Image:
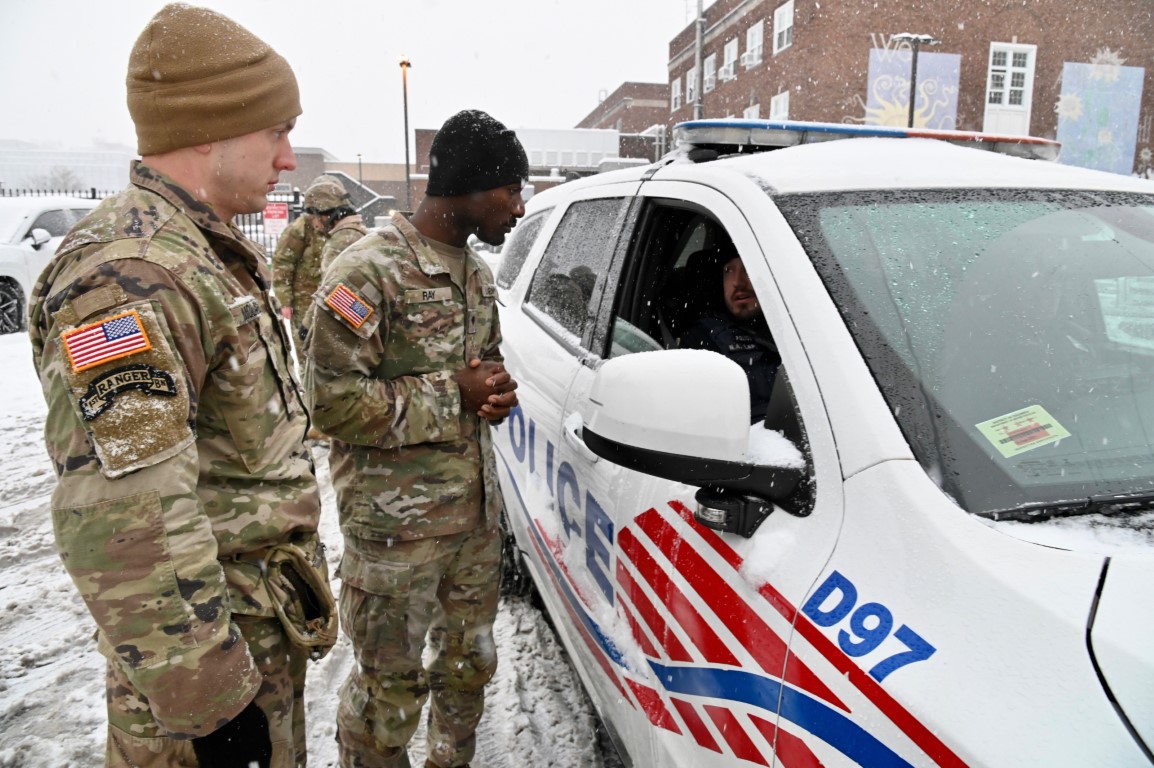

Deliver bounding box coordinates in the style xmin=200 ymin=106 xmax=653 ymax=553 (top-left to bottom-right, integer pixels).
xmin=191 ymin=701 xmax=272 ymax=768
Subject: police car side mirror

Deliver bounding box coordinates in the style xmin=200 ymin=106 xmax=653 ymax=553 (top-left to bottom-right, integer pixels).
xmin=27 ymin=227 xmax=51 ymax=250
xmin=581 ymin=349 xmax=804 ymax=537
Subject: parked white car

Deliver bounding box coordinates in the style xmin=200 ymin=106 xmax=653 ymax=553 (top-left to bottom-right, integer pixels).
xmin=0 ymin=195 xmax=100 ymax=333
xmin=490 ymin=120 xmax=1154 ymax=767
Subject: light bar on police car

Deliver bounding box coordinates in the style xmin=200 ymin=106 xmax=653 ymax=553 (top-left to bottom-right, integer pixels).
xmin=673 ymin=118 xmax=1062 ymax=161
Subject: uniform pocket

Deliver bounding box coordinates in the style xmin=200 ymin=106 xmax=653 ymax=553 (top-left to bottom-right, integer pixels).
xmin=211 ymin=322 xmax=293 ymax=473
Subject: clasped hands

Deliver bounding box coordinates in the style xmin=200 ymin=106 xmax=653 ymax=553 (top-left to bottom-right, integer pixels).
xmin=454 ymin=358 xmax=519 ymax=422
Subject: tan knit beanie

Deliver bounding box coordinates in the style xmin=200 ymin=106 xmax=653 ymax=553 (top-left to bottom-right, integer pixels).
xmin=126 ymin=3 xmax=302 ymax=155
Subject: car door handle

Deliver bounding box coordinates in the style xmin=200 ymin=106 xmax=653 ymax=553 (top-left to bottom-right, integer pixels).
xmin=564 ymin=417 xmax=601 ymax=464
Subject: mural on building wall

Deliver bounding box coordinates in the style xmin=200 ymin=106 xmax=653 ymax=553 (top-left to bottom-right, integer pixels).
xmin=851 ymin=37 xmax=960 ymax=129
xmin=1056 ymin=49 xmax=1146 ymax=175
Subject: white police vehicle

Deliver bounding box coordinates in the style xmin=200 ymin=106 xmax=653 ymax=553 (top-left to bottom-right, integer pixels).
xmin=489 ymin=119 xmax=1154 ymax=767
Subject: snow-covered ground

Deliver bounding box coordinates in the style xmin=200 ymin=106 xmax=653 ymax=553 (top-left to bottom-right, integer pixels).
xmin=0 ymin=331 xmax=612 ymax=768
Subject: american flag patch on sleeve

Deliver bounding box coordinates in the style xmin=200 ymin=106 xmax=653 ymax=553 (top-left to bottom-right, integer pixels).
xmin=325 ymin=284 xmax=374 ymax=328
xmin=62 ymin=310 xmax=152 ymax=373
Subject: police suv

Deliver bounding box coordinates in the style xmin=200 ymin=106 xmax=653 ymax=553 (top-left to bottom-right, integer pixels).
xmin=489 ymin=120 xmax=1154 ymax=767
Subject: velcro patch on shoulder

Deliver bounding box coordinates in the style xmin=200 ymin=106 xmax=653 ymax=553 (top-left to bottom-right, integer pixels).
xmin=62 ymin=309 xmax=152 ymax=373
xmin=325 ymin=284 xmax=376 ymax=328
xmin=59 ymin=300 xmax=194 ymax=479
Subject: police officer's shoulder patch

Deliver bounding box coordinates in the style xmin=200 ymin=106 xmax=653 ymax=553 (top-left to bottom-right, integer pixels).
xmin=59 ymin=300 xmax=194 ymax=478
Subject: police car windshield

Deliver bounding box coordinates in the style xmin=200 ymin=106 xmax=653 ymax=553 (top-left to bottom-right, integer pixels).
xmin=777 ymin=189 xmax=1154 ymax=518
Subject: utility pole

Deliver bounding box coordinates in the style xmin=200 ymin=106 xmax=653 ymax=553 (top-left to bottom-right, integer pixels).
xmin=693 ymin=0 xmax=705 ymax=119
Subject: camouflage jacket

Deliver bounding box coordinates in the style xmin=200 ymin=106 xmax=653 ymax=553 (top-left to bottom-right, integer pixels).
xmin=304 ymin=211 xmax=504 ymax=542
xmin=271 ymin=213 xmax=327 ymax=318
xmin=28 ymin=161 xmax=322 ymax=738
xmin=319 ymin=214 xmax=367 ymax=273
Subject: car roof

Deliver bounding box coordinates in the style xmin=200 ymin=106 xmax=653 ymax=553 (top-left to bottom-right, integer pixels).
xmin=656 ymin=137 xmax=1154 ymax=195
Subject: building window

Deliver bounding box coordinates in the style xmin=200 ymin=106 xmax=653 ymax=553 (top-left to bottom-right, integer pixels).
xmin=770 ymin=90 xmax=790 ymax=119
xmin=743 ymin=22 xmax=764 ymax=68
xmin=686 ymin=69 xmax=697 ymax=104
xmin=704 ymin=54 xmax=717 ymax=93
xmin=671 ymin=77 xmax=682 ymax=111
xmin=743 ymin=103 xmax=761 ymax=119
xmin=773 ymin=0 xmax=794 ymax=54
xmin=720 ymin=39 xmax=739 ymax=81
xmin=983 ymin=42 xmax=1036 ymax=135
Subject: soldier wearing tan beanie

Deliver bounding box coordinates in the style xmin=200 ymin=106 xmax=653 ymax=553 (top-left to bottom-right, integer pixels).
xmin=29 ymin=4 xmax=326 ymax=768
xmin=127 ymin=2 xmax=302 ymax=156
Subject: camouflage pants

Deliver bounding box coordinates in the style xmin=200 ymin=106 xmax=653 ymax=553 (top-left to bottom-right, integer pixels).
xmin=336 ymin=525 xmax=502 ymax=768
xmin=105 ymin=615 xmax=309 ymax=768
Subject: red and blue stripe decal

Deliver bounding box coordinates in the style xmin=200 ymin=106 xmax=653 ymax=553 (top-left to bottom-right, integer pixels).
xmin=496 ymin=446 xmax=966 ymax=767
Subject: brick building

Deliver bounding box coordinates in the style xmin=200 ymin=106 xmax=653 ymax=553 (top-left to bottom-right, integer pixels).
xmin=576 ymin=82 xmax=669 ymax=133
xmin=664 ymin=0 xmax=1153 ymax=175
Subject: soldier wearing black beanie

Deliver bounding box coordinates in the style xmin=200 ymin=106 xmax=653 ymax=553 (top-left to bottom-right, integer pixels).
xmin=307 ymin=109 xmax=524 ymax=768
xmin=426 ymin=109 xmax=529 ymax=197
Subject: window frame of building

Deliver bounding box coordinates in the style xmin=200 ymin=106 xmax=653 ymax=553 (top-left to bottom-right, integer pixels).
xmin=704 ymin=53 xmax=717 ymax=93
xmin=686 ymin=69 xmax=698 ymax=104
xmin=770 ymin=90 xmax=790 ymax=120
xmin=743 ymin=21 xmax=764 ymax=68
xmin=773 ymin=0 xmax=794 ymax=54
xmin=982 ymin=42 xmax=1037 ymax=136
xmin=671 ymin=77 xmax=682 ymax=111
xmin=720 ymin=39 xmax=739 ymax=81
xmin=743 ymin=103 xmax=761 ymax=119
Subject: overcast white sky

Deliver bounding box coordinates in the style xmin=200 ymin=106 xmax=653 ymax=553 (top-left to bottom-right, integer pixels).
xmin=0 ymin=0 xmax=702 ymax=163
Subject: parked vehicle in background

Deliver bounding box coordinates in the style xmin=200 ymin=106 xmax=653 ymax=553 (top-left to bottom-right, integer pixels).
xmin=491 ymin=119 xmax=1154 ymax=767
xmin=0 ymin=195 xmax=100 ymax=333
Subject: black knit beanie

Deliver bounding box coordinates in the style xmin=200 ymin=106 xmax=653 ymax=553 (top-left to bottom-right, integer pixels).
xmin=426 ymin=110 xmax=529 ymax=197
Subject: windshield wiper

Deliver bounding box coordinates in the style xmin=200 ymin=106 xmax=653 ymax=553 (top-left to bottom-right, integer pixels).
xmin=978 ymin=491 xmax=1154 ymax=523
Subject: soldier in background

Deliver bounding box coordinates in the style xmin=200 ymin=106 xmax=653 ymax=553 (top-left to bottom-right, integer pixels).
xmin=319 ymin=204 xmax=368 ymax=273
xmin=273 ymin=174 xmax=357 ymax=342
xmin=28 ymin=4 xmax=328 ymax=767
xmin=305 ymin=109 xmax=526 ymax=768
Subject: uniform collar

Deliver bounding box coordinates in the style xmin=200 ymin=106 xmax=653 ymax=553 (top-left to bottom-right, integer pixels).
xmin=130 ymin=160 xmax=269 ymax=268
xmin=390 ymin=210 xmax=477 ymax=279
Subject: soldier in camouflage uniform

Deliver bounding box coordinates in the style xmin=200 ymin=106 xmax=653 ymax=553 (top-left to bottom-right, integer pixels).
xmin=273 ymin=174 xmax=358 ymax=342
xmin=319 ymin=207 xmax=368 ymax=273
xmin=28 ymin=5 xmax=326 ymax=767
xmin=305 ymin=110 xmax=527 ymax=768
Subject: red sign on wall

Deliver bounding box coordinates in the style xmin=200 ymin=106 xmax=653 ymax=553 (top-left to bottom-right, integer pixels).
xmin=264 ymin=202 xmax=289 ymax=238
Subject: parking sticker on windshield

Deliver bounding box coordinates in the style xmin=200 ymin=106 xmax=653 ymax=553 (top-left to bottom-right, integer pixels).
xmin=976 ymin=405 xmax=1071 ymax=458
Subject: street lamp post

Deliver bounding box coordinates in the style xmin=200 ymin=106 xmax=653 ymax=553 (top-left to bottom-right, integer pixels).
xmin=891 ymin=33 xmax=940 ymax=128
xmin=399 ymin=55 xmax=412 ymax=212
xmin=357 ymin=153 xmax=362 ymax=186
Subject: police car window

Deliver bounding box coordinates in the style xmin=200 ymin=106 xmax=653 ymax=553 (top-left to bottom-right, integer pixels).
xmin=496 ymin=208 xmax=550 ymax=290
xmin=526 ymin=197 xmax=630 ymax=343
xmin=29 ymin=209 xmax=70 ymax=237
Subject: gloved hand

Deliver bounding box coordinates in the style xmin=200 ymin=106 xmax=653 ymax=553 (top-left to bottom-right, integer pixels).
xmin=191 ymin=701 xmax=272 ymax=768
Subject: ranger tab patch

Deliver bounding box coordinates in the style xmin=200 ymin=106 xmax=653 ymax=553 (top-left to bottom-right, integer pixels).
xmin=325 ymin=284 xmax=374 ymax=328
xmin=78 ymin=363 xmax=178 ymax=420
xmin=62 ymin=309 xmax=152 ymax=373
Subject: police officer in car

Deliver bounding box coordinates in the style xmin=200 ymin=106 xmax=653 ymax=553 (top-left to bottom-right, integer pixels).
xmin=679 ymin=241 xmax=781 ymax=422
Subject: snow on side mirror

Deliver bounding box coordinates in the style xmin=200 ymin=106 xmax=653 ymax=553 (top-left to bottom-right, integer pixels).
xmin=28 ymin=228 xmax=51 ymax=250
xmin=582 ymin=349 xmax=805 ymax=537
